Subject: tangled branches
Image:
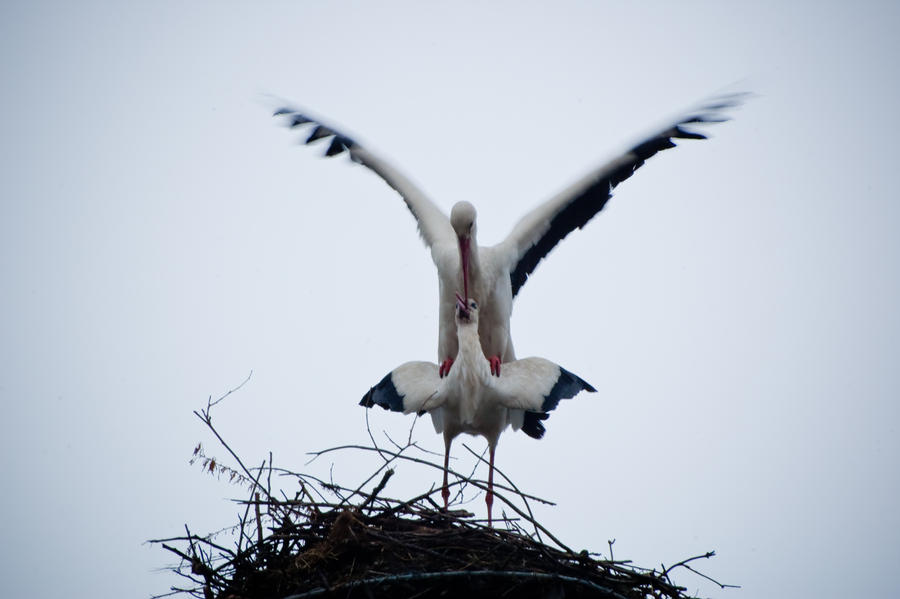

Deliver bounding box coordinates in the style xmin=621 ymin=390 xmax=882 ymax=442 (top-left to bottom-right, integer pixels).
xmin=150 ymin=375 xmax=736 ymax=599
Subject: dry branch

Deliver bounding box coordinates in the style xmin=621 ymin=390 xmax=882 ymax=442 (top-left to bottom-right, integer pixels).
xmin=152 ymin=376 xmax=736 ymax=599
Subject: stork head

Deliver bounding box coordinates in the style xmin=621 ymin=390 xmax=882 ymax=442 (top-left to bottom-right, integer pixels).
xmin=450 ymin=201 xmax=477 ymax=240
xmin=450 ymin=201 xmax=477 ymax=304
xmin=455 ymin=292 xmax=479 ymax=325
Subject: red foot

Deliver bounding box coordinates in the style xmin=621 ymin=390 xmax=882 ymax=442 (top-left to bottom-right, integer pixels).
xmin=441 ymin=484 xmax=450 ymax=509
xmin=488 ymin=355 xmax=501 ymax=376
xmin=439 ymin=358 xmax=454 ymax=378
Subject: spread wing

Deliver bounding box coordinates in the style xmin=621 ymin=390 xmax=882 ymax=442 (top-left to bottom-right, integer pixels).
xmin=274 ymin=105 xmax=455 ymax=249
xmin=359 ymin=361 xmax=444 ymax=415
xmin=500 ymin=93 xmax=748 ymax=297
xmin=489 ymin=357 xmax=596 ymax=439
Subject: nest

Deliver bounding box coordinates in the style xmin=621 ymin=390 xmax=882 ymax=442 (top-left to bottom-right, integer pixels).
xmin=151 ymin=376 xmax=732 ymax=599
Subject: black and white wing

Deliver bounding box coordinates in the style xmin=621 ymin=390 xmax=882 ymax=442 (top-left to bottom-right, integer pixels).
xmin=274 ymin=105 xmax=455 ymax=249
xmin=359 ymin=361 xmax=444 ymax=415
xmin=489 ymin=357 xmax=596 ymax=439
xmin=500 ymin=93 xmax=748 ymax=297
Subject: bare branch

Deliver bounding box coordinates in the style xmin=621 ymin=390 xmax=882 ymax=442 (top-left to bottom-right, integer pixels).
xmin=155 ymin=383 xmax=730 ymax=599
xmin=207 ymin=370 xmax=253 ymax=410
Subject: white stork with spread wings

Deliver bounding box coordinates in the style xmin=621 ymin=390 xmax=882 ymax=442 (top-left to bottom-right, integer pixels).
xmin=275 ymin=94 xmax=744 ymax=379
xmin=360 ymin=294 xmax=596 ymax=525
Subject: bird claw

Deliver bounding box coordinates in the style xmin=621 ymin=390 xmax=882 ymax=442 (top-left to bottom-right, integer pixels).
xmin=439 ymin=358 xmax=454 ymax=378
xmin=487 ymin=356 xmax=501 ymax=376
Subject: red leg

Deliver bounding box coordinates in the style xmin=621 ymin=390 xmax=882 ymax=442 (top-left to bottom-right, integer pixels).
xmin=488 ymin=355 xmax=501 ymax=376
xmin=439 ymin=358 xmax=454 ymax=378
xmin=486 ymin=444 xmax=496 ymax=526
xmin=441 ymin=439 xmax=451 ymax=509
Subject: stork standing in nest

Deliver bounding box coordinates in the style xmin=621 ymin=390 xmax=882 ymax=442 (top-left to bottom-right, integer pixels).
xmin=360 ymin=294 xmax=596 ymax=525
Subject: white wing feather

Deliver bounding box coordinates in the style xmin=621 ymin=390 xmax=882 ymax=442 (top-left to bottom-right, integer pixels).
xmin=389 ymin=361 xmax=445 ymax=414
xmin=486 ymin=358 xmax=566 ymax=411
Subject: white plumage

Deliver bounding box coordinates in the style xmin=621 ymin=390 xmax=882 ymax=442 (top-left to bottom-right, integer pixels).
xmin=275 ymin=94 xmax=744 ymax=378
xmin=360 ymin=295 xmax=596 ymax=525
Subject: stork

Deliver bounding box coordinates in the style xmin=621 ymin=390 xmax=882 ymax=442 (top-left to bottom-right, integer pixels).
xmin=275 ymin=94 xmax=744 ymax=381
xmin=360 ymin=294 xmax=596 ymax=525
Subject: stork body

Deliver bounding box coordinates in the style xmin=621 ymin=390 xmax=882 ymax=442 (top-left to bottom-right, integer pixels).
xmin=435 ymin=207 xmax=516 ymax=377
xmin=276 ymin=94 xmax=745 ymax=376
xmin=360 ymin=296 xmax=596 ymax=525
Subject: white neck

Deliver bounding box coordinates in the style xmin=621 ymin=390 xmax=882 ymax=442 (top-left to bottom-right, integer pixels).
xmin=456 ymin=321 xmax=489 ymax=377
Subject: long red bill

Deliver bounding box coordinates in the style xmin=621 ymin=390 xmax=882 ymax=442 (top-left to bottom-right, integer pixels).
xmin=455 ymin=292 xmax=467 ymax=313
xmin=459 ymin=236 xmax=470 ymax=305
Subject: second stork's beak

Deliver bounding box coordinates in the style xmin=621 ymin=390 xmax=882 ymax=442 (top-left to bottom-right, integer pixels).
xmin=456 ymin=292 xmax=469 ymax=319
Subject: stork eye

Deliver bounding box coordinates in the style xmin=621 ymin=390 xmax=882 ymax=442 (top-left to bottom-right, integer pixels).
xmin=470 ymin=300 xmax=478 ymax=309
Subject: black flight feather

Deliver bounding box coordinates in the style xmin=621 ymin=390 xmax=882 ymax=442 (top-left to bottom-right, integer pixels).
xmin=542 ymin=367 xmax=596 ymax=412
xmin=509 ymin=95 xmax=744 ymax=297
xmin=360 ymin=372 xmax=405 ymax=412
xmin=522 ymin=367 xmax=595 ymax=440
xmin=306 ymin=125 xmax=335 ymax=144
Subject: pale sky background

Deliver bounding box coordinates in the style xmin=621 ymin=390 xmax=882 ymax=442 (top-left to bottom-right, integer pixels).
xmin=2 ymin=2 xmax=899 ymax=598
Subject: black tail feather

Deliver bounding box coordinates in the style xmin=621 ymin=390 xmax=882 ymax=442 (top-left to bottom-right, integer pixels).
xmin=522 ymin=411 xmax=549 ymax=439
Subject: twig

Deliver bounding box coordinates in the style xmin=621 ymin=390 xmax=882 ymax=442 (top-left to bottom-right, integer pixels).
xmin=237 ymin=459 xmax=268 ymax=555
xmin=207 ymin=370 xmax=253 ymax=410
xmin=663 ymin=551 xmax=740 ymax=590
xmin=359 ymin=468 xmax=394 ymax=511
xmin=254 ymin=491 xmax=264 ymax=548
xmin=451 ymin=443 xmax=487 ymax=506
xmin=193 ymin=375 xmax=272 ymax=503
xmin=156 ymin=387 xmax=726 ymax=599
xmin=461 ymin=442 xmax=551 ymax=543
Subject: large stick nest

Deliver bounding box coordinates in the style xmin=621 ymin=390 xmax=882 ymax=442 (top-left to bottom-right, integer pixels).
xmin=151 ymin=376 xmax=733 ymax=599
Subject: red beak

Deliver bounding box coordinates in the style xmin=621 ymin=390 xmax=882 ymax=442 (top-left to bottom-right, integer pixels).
xmin=458 ymin=236 xmax=470 ymax=305
xmin=456 ymin=292 xmax=468 ymax=315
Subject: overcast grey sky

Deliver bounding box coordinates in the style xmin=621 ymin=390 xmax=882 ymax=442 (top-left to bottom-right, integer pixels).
xmin=2 ymin=2 xmax=899 ymax=598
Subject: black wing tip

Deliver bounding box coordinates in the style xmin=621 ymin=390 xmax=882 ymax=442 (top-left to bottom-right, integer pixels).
xmin=273 ymin=107 xmax=313 ymax=128
xmin=562 ymin=367 xmax=597 ymax=393
xmin=672 ymin=126 xmax=707 ymax=141
xmin=306 ymin=125 xmax=334 ymax=143
xmin=274 ymin=107 xmax=358 ymax=157
xmin=699 ymin=96 xmax=747 ymax=112
xmin=681 ymin=114 xmax=730 ymax=125
xmin=540 ymin=367 xmax=596 ymax=412
xmin=510 ymin=89 xmax=751 ymax=298
xmin=524 ymin=367 xmax=595 ymax=438
xmin=359 ymin=372 xmax=405 ymax=412
xmin=681 ymin=91 xmax=750 ymax=128
xmin=325 ymin=135 xmax=354 ymax=157
xmin=290 ymin=115 xmax=313 ymax=128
